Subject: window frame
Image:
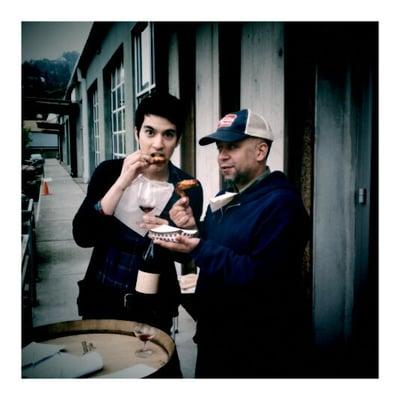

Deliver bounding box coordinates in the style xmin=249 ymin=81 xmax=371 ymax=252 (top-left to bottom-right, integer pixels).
xmin=110 ymin=59 xmax=126 ymax=159
xmin=134 ymin=22 xmax=156 ymax=99
xmin=91 ymin=88 xmax=101 ymax=167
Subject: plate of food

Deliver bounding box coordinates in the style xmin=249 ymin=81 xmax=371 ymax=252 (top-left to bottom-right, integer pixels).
xmin=148 ymin=224 xmax=198 ymax=242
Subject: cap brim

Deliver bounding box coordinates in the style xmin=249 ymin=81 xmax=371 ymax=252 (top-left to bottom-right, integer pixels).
xmin=198 ymin=130 xmax=247 ymax=146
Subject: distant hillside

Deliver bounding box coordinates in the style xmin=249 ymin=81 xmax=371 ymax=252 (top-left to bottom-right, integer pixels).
xmin=22 ymin=51 xmax=79 ymax=100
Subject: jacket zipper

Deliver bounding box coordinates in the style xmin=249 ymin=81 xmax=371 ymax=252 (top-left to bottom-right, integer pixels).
xmin=218 ymin=202 xmax=241 ymax=220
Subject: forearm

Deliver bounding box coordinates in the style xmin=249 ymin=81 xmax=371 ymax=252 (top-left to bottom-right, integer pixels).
xmin=100 ymin=179 xmax=125 ymax=215
xmin=73 ymin=197 xmax=113 ymax=247
xmin=73 ymin=160 xmax=119 ymax=247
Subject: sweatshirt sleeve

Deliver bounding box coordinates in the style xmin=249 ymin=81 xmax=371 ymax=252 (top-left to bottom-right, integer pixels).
xmin=190 ymin=183 xmax=204 ymax=226
xmin=190 ymin=193 xmax=309 ymax=288
xmin=72 ymin=161 xmax=120 ymax=248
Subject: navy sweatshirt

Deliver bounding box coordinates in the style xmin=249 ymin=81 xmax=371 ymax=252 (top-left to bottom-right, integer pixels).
xmin=191 ymin=171 xmax=310 ymax=376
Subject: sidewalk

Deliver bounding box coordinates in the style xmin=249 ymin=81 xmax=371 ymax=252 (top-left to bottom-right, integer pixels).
xmin=32 ymin=159 xmax=197 ymax=378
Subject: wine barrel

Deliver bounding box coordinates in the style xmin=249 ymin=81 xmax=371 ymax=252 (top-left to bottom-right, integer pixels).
xmin=29 ymin=319 xmax=175 ymax=378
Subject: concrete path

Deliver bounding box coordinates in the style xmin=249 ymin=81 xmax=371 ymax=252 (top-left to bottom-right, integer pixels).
xmin=32 ymin=159 xmax=197 ymax=377
xmin=33 ymin=159 xmax=90 ymax=326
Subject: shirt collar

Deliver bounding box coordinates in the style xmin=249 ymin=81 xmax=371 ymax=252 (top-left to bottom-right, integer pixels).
xmin=237 ymin=166 xmax=271 ymax=194
xmin=210 ymin=167 xmax=271 ymax=213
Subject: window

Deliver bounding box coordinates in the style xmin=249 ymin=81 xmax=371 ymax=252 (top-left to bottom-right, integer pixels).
xmin=134 ymin=23 xmax=156 ymax=99
xmin=92 ymin=89 xmax=101 ymax=167
xmin=110 ymin=60 xmax=126 ymax=159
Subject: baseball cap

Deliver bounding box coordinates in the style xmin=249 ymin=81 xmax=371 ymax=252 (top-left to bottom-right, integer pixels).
xmin=199 ymin=109 xmax=274 ymax=146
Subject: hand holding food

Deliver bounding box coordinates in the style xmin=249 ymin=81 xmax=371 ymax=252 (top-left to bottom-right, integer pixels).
xmin=116 ymin=151 xmax=152 ymax=191
xmin=169 ymin=196 xmax=197 ymax=230
xmin=175 ymin=179 xmax=199 ymax=197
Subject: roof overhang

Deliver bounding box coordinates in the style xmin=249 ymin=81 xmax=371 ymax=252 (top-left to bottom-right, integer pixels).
xmin=65 ymin=22 xmax=112 ymax=98
xmin=23 ymin=97 xmax=78 ymax=119
xmin=23 ymin=120 xmax=62 ymax=134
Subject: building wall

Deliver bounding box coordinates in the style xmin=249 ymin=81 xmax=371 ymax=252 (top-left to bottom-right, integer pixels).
xmin=85 ymin=23 xmax=135 ymax=91
xmin=168 ymin=31 xmax=182 ymax=168
xmin=241 ymin=22 xmax=285 ymax=172
xmin=195 ymin=23 xmax=220 ymax=215
xmin=75 ymin=112 xmax=83 ymax=180
xmin=80 ymin=22 xmax=136 ymax=179
xmin=60 ymin=115 xmax=70 ymax=171
xmin=313 ymin=64 xmax=356 ymax=349
xmin=29 ymin=132 xmax=58 ymax=147
xmin=28 ymin=132 xmax=59 ymax=158
xmin=311 ymin=24 xmax=377 ymax=375
xmin=123 ymin=31 xmax=136 ymax=154
xmin=97 ymin=72 xmax=107 ymax=162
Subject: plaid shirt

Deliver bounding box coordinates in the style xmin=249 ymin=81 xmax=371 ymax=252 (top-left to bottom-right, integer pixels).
xmin=88 ymin=162 xmax=203 ymax=292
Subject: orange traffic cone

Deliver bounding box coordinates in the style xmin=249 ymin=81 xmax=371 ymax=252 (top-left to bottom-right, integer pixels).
xmin=41 ymin=181 xmax=50 ymax=195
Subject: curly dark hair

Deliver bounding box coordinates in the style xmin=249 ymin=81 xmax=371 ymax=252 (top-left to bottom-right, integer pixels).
xmin=135 ymin=92 xmax=184 ymax=139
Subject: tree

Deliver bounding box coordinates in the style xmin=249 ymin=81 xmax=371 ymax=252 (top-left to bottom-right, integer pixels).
xmin=62 ymin=51 xmax=79 ymax=73
xmin=22 ymin=51 xmax=79 ymax=100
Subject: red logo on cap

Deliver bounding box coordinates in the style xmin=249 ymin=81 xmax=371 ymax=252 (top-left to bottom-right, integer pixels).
xmin=217 ymin=113 xmax=237 ymax=129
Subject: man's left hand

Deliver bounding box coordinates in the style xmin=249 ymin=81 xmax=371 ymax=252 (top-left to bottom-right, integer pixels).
xmin=141 ymin=215 xmax=169 ymax=230
xmin=153 ymin=235 xmax=200 ymax=253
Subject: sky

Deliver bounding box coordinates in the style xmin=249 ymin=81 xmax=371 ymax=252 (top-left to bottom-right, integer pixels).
xmin=22 ymin=21 xmax=92 ymax=62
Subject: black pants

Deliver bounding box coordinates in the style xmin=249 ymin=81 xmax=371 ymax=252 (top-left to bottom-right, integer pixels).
xmin=195 ymin=340 xmax=310 ymax=378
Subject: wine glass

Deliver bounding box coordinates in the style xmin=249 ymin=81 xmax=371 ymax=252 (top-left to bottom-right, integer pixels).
xmin=133 ymin=323 xmax=156 ymax=358
xmin=137 ymin=180 xmax=156 ymax=214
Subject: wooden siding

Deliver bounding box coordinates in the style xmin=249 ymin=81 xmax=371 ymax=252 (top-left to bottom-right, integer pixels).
xmin=313 ymin=62 xmax=357 ymax=349
xmin=168 ymin=31 xmax=182 ymax=168
xmin=241 ymin=22 xmax=285 ymax=172
xmin=195 ymin=23 xmax=220 ymax=216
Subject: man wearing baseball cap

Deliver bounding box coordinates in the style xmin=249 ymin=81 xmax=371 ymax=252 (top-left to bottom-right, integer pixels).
xmin=155 ymin=109 xmax=311 ymax=377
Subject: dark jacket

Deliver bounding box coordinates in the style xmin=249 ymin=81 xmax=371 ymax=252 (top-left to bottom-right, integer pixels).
xmin=73 ymin=159 xmax=203 ymax=330
xmin=191 ymin=171 xmax=310 ymax=377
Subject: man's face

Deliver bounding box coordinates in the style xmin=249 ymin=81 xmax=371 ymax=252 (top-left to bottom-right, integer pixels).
xmin=216 ymin=138 xmax=267 ymax=189
xmin=136 ymin=114 xmax=179 ymax=172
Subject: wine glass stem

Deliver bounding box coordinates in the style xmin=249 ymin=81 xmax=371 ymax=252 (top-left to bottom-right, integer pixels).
xmin=143 ymin=341 xmax=148 ymax=351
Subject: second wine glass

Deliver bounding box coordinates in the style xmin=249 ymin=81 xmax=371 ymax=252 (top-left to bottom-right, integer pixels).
xmin=133 ymin=323 xmax=156 ymax=358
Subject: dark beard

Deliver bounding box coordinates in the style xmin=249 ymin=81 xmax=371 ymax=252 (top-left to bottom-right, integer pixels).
xmin=223 ymin=178 xmax=237 ymax=192
xmin=224 ymin=171 xmax=251 ymax=192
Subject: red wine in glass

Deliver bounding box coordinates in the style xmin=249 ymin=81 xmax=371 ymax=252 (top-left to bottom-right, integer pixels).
xmin=138 ymin=333 xmax=153 ymax=342
xmin=139 ymin=206 xmax=155 ymax=213
xmin=137 ymin=181 xmax=156 ymax=214
xmin=133 ymin=325 xmax=156 ymax=358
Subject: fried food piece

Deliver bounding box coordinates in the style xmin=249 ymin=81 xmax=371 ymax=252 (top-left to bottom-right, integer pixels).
xmin=150 ymin=152 xmax=166 ymax=164
xmin=176 ymin=179 xmax=199 ymax=197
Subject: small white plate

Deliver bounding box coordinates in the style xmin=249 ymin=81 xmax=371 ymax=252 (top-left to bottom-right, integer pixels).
xmin=148 ymin=224 xmax=197 ymax=242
